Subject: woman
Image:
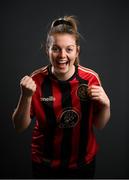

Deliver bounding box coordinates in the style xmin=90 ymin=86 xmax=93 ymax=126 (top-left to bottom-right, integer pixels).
xmin=12 ymin=15 xmax=110 ymax=178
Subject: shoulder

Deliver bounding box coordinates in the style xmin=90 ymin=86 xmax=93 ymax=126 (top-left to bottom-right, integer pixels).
xmin=78 ymin=65 xmax=101 ymax=85
xmin=78 ymin=65 xmax=99 ymax=77
xmin=30 ymin=65 xmax=49 ymax=83
xmin=30 ymin=65 xmax=48 ymax=78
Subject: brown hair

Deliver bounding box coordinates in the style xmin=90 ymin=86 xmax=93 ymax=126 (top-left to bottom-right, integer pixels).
xmin=46 ymin=15 xmax=80 ymax=65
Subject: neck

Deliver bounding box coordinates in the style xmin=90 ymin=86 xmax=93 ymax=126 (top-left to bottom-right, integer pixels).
xmin=51 ymin=65 xmax=75 ymax=81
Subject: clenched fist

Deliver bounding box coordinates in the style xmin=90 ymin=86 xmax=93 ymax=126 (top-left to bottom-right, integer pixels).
xmin=88 ymin=85 xmax=110 ymax=108
xmin=20 ymin=76 xmax=36 ymax=97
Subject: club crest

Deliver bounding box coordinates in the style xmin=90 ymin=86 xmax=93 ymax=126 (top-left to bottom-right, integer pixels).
xmin=77 ymin=84 xmax=89 ymax=101
xmin=58 ymin=109 xmax=79 ymax=128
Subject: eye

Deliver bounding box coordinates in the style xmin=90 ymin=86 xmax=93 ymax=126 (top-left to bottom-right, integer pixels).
xmin=51 ymin=46 xmax=60 ymax=53
xmin=66 ymin=48 xmax=73 ymax=53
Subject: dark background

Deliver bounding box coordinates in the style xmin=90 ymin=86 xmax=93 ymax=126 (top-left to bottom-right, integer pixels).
xmin=1 ymin=0 xmax=129 ymax=178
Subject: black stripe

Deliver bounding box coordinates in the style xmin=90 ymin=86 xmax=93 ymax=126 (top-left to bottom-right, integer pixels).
xmin=59 ymin=81 xmax=73 ymax=168
xmin=76 ymin=75 xmax=91 ymax=167
xmin=41 ymin=76 xmax=56 ymax=161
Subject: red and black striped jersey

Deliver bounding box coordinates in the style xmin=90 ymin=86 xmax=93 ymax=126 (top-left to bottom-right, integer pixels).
xmin=30 ymin=64 xmax=101 ymax=169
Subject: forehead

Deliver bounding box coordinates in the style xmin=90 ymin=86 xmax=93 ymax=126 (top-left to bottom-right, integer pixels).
xmin=50 ymin=33 xmax=76 ymax=46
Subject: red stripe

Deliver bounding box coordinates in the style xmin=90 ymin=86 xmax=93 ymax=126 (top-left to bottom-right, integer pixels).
xmin=31 ymin=80 xmax=46 ymax=164
xmin=51 ymin=80 xmax=62 ymax=121
xmin=33 ymin=79 xmax=46 ymax=127
xmin=51 ymin=80 xmax=63 ymax=168
xmin=85 ymin=104 xmax=99 ymax=163
xmin=68 ymin=79 xmax=81 ymax=168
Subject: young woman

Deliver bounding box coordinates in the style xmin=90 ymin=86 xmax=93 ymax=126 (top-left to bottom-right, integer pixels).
xmin=12 ymin=15 xmax=110 ymax=179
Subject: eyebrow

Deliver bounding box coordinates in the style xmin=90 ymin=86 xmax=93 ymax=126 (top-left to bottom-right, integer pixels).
xmin=52 ymin=44 xmax=76 ymax=47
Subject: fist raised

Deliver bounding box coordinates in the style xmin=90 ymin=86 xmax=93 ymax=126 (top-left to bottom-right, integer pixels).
xmin=20 ymin=76 xmax=36 ymax=97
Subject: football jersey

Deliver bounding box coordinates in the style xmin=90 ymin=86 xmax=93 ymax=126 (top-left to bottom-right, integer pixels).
xmin=30 ymin=64 xmax=101 ymax=169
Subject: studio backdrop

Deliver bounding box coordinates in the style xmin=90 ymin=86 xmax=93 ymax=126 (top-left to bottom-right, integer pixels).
xmin=1 ymin=0 xmax=129 ymax=178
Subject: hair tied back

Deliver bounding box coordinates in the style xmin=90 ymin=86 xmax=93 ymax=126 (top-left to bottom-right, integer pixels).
xmin=52 ymin=19 xmax=72 ymax=27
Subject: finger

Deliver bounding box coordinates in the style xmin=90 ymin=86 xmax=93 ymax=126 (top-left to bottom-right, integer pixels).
xmin=20 ymin=75 xmax=30 ymax=82
xmin=88 ymin=89 xmax=101 ymax=97
xmin=88 ymin=85 xmax=101 ymax=89
xmin=88 ymin=88 xmax=100 ymax=94
xmin=21 ymin=77 xmax=35 ymax=86
xmin=23 ymin=81 xmax=36 ymax=90
xmin=91 ymin=96 xmax=101 ymax=101
xmin=28 ymin=84 xmax=37 ymax=91
xmin=21 ymin=83 xmax=36 ymax=96
xmin=89 ymin=92 xmax=100 ymax=97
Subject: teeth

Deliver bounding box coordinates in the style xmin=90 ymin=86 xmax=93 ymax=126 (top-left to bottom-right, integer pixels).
xmin=58 ymin=60 xmax=68 ymax=64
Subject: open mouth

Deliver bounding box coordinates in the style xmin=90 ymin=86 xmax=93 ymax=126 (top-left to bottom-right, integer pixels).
xmin=56 ymin=60 xmax=70 ymax=69
xmin=57 ymin=60 xmax=69 ymax=65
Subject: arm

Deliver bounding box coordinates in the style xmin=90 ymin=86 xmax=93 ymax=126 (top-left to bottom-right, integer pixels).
xmin=12 ymin=76 xmax=36 ymax=133
xmin=88 ymin=85 xmax=110 ymax=129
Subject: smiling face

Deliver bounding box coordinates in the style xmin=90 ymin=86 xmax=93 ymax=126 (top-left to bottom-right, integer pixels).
xmin=47 ymin=33 xmax=80 ymax=80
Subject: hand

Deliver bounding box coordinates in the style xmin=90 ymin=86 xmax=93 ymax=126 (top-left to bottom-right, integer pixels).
xmin=88 ymin=85 xmax=110 ymax=108
xmin=20 ymin=76 xmax=36 ymax=97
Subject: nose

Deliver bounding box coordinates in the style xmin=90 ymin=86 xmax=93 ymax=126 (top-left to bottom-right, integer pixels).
xmin=59 ymin=49 xmax=66 ymax=59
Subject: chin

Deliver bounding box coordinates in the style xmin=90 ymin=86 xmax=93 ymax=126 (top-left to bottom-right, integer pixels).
xmin=58 ymin=70 xmax=68 ymax=76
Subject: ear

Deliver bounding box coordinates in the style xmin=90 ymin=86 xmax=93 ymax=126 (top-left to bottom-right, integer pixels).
xmin=76 ymin=45 xmax=80 ymax=56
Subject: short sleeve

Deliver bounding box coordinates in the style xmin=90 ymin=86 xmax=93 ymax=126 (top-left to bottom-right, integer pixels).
xmin=88 ymin=73 xmax=101 ymax=87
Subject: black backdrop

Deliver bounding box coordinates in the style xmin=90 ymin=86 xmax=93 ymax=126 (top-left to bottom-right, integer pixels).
xmin=1 ymin=0 xmax=129 ymax=178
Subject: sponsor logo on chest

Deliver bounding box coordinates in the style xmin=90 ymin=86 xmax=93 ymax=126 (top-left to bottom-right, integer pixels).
xmin=40 ymin=96 xmax=56 ymax=102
